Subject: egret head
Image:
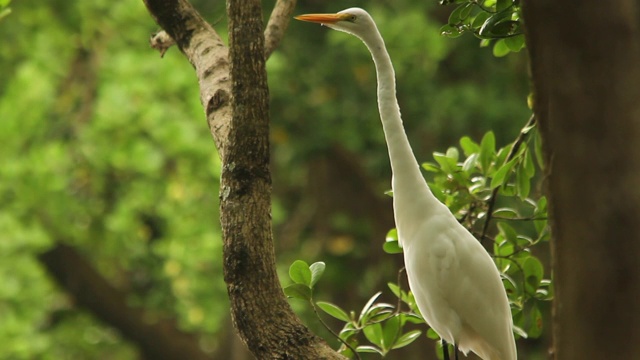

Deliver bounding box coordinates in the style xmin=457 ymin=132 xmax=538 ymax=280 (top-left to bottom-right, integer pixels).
xmin=295 ymin=8 xmax=378 ymax=42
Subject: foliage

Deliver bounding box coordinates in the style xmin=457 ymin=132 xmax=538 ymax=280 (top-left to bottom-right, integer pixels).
xmin=440 ymin=0 xmax=524 ymax=57
xmin=283 ymin=1 xmax=548 ymax=358
xmin=2 ymin=0 xmax=534 ymax=358
xmin=0 ymin=1 xmax=226 ymax=358
xmin=285 ymin=261 xmax=422 ymax=358
xmin=0 ymin=0 xmax=10 ymax=21
xmin=286 ymin=124 xmax=552 ymax=358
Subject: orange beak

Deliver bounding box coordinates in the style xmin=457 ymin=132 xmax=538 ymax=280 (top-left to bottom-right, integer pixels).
xmin=294 ymin=13 xmax=350 ymax=25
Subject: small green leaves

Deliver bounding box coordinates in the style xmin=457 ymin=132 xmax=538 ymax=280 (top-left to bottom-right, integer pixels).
xmin=309 ymin=261 xmax=326 ymax=287
xmin=383 ymin=228 xmax=403 ymax=254
xmin=440 ymin=0 xmax=524 ymax=57
xmin=289 ymin=260 xmax=312 ymax=287
xmin=490 ymin=157 xmax=517 ymax=189
xmin=317 ymin=301 xmax=351 ymax=322
xmin=479 ymin=131 xmax=496 ymax=172
xmin=283 ymin=284 xmax=312 ymax=301
xmin=418 ymin=125 xmax=551 ymax=349
xmin=283 ymin=260 xmax=326 ymax=301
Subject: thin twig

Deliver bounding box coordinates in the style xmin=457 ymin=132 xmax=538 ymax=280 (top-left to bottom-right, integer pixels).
xmin=480 ymin=114 xmax=536 ymax=244
xmin=311 ymin=300 xmax=361 ymax=360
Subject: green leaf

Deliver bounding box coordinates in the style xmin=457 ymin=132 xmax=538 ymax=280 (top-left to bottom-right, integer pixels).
xmin=288 ymin=260 xmax=312 ymax=286
xmin=422 ymin=162 xmax=441 ymax=173
xmin=384 ymin=229 xmax=403 ymax=254
xmin=381 ymin=316 xmax=401 ymax=351
xmin=426 ymin=328 xmax=440 ymax=340
xmin=448 ymin=3 xmax=473 ymax=25
xmin=383 ymin=239 xmax=403 ymax=254
xmin=534 ymin=196 xmax=548 ymax=233
xmin=479 ymin=10 xmax=512 ymax=36
xmin=471 ymin=11 xmax=491 ymax=31
xmin=316 ymin=301 xmax=351 ymax=322
xmin=492 ymin=39 xmax=511 ymax=57
xmin=493 ymin=207 xmax=519 ymax=219
xmin=523 ymin=256 xmax=544 ymax=290
xmin=461 ymin=153 xmax=479 ymax=173
xmin=505 ymin=34 xmax=525 ymax=52
xmin=479 ymin=131 xmax=496 ymax=172
xmin=497 ymin=0 xmax=512 ymax=11
xmin=392 ymin=330 xmax=422 ymax=349
xmin=459 ymin=136 xmax=480 ymax=156
xmin=445 ymin=146 xmax=460 ymax=162
xmin=355 ymin=345 xmax=384 ymax=355
xmin=497 ymin=222 xmax=518 ymax=244
xmin=385 ymin=228 xmax=398 ymax=241
xmin=363 ymin=323 xmax=384 ymax=348
xmin=388 ymin=283 xmax=401 ymax=298
xmin=309 ymin=261 xmax=325 ymax=288
xmin=516 ymin=162 xmax=531 ymax=199
xmin=359 ymin=292 xmax=383 ymax=322
xmin=433 ymin=152 xmax=456 ymax=174
xmin=283 ymin=284 xmax=311 ymax=301
xmin=440 ymin=24 xmax=463 ymax=38
xmin=490 ymin=157 xmax=517 ymax=189
xmin=524 ymin=148 xmax=535 ymax=177
xmin=528 ymin=305 xmax=544 ymax=338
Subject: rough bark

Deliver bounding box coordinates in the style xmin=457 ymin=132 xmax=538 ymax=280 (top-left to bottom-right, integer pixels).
xmin=522 ymin=1 xmax=640 ymax=358
xmin=221 ymin=1 xmax=344 ymax=359
xmin=39 ymin=244 xmax=212 ymax=360
xmin=143 ymin=0 xmax=345 ymax=358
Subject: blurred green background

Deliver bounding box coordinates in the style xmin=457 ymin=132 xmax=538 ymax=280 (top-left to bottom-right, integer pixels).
xmin=0 ymin=0 xmax=535 ymax=358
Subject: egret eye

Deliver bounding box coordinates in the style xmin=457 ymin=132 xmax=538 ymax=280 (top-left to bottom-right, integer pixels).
xmin=346 ymin=14 xmax=357 ymax=22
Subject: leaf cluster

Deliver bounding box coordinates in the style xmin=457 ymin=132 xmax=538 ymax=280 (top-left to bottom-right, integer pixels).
xmin=440 ymin=0 xmax=524 ymax=57
xmin=286 ymin=121 xmax=552 ymax=358
xmin=285 ymin=262 xmax=423 ymax=358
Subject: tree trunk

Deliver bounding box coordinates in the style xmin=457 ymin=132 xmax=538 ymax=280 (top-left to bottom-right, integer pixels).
xmin=522 ymin=1 xmax=640 ymax=358
xmin=143 ymin=0 xmax=343 ymax=358
xmin=221 ymin=0 xmax=345 ymax=359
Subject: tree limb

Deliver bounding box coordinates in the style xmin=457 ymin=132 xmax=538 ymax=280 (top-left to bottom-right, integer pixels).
xmin=39 ymin=244 xmax=212 ymax=360
xmin=264 ymin=0 xmax=297 ymax=59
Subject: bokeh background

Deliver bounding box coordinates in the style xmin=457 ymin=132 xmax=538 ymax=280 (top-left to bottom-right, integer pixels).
xmin=0 ymin=0 xmax=540 ymax=358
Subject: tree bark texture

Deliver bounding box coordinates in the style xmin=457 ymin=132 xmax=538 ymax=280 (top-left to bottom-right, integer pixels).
xmin=221 ymin=1 xmax=344 ymax=359
xmin=143 ymin=0 xmax=344 ymax=358
xmin=522 ymin=1 xmax=640 ymax=358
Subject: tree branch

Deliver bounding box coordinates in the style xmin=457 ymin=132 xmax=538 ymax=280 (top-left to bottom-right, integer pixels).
xmin=264 ymin=0 xmax=297 ymax=59
xmin=39 ymin=244 xmax=212 ymax=360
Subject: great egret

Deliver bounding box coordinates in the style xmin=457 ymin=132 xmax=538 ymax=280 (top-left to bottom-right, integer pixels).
xmin=296 ymin=8 xmax=517 ymax=360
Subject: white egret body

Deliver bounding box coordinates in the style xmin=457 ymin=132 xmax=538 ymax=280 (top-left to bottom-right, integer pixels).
xmin=296 ymin=8 xmax=517 ymax=360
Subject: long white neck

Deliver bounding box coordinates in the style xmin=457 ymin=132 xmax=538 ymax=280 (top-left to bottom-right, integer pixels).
xmin=358 ymin=29 xmax=444 ymax=240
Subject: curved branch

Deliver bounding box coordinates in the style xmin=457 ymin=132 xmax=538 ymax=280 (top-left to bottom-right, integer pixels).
xmin=264 ymin=0 xmax=297 ymax=59
xmin=39 ymin=244 xmax=211 ymax=360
